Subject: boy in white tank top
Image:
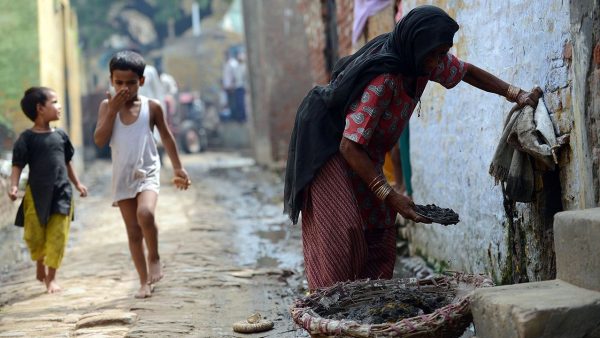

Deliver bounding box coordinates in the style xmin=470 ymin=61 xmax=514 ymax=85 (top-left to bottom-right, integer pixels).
xmin=94 ymin=50 xmax=191 ymax=299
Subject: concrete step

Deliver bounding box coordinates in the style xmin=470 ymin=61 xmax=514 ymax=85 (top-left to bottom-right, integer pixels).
xmin=554 ymin=208 xmax=600 ymax=292
xmin=471 ymin=280 xmax=600 ymax=338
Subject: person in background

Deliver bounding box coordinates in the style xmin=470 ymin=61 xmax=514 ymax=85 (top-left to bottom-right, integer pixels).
xmin=160 ymin=71 xmax=179 ymax=124
xmin=233 ymin=51 xmax=247 ymax=122
xmin=222 ymin=49 xmax=247 ymax=122
xmin=139 ymin=61 xmax=167 ymax=162
xmin=222 ymin=50 xmax=237 ymax=122
xmin=383 ymin=143 xmax=405 ymax=196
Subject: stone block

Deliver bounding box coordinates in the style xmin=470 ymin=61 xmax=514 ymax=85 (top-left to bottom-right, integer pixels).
xmin=75 ymin=311 xmax=137 ymax=329
xmin=218 ymin=122 xmax=250 ymax=149
xmin=471 ymin=280 xmax=600 ymax=338
xmin=554 ymin=208 xmax=600 ymax=291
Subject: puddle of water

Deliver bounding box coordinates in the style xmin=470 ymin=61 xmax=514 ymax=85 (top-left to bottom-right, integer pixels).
xmin=255 ymin=256 xmax=281 ymax=268
xmin=198 ymin=159 xmax=303 ymax=271
xmin=254 ymin=229 xmax=287 ymax=244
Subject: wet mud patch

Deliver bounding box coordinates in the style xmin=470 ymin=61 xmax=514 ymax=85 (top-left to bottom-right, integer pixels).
xmin=203 ymin=165 xmax=303 ymax=271
xmin=190 ymin=227 xmax=223 ymax=232
xmin=255 ymin=256 xmax=281 ymax=268
xmin=254 ymin=229 xmax=287 ymax=243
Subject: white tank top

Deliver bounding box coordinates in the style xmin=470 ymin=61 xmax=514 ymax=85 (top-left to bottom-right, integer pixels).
xmin=110 ymin=96 xmax=160 ymax=204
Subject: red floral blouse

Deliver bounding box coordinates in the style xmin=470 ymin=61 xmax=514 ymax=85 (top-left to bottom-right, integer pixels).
xmin=342 ymin=53 xmax=468 ymax=229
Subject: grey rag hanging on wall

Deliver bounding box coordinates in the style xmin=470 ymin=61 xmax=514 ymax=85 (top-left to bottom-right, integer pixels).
xmin=489 ymin=89 xmax=568 ymax=202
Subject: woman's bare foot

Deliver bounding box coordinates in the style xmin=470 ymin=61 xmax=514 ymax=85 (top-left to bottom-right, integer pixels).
xmin=36 ymin=260 xmax=46 ymax=282
xmin=45 ymin=278 xmax=62 ymax=294
xmin=134 ymin=284 xmax=152 ymax=299
xmin=148 ymin=260 xmax=164 ymax=284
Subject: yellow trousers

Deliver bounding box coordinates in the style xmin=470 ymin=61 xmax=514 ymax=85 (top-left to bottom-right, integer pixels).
xmin=22 ymin=186 xmax=72 ymax=269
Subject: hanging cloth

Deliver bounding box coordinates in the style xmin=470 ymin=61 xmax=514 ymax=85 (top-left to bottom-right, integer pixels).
xmin=352 ymin=0 xmax=393 ymax=44
xmin=489 ymin=92 xmax=563 ymax=202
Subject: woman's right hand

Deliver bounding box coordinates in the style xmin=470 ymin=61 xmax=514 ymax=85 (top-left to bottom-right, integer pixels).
xmin=387 ymin=191 xmax=431 ymax=223
xmin=515 ymin=86 xmax=543 ymax=108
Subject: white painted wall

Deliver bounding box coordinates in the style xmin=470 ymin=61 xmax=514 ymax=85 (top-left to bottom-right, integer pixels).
xmin=402 ymin=0 xmax=571 ymax=280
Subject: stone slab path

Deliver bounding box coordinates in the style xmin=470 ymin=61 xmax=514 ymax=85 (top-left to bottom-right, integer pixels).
xmin=0 ymin=153 xmax=307 ymax=337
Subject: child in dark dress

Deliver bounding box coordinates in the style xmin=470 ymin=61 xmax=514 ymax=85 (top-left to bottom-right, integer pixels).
xmin=7 ymin=87 xmax=88 ymax=294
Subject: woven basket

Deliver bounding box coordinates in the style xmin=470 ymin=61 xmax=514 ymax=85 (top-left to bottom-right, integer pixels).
xmin=291 ymin=272 xmax=494 ymax=338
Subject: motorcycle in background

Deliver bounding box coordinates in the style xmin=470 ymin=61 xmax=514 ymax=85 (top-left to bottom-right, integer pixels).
xmin=170 ymin=91 xmax=209 ymax=154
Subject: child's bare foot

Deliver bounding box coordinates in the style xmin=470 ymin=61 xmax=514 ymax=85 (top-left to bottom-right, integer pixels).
xmin=45 ymin=279 xmax=62 ymax=294
xmin=36 ymin=260 xmax=46 ymax=282
xmin=134 ymin=284 xmax=152 ymax=299
xmin=148 ymin=260 xmax=163 ymax=284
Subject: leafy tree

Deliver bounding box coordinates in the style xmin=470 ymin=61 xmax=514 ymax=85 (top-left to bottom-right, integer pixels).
xmin=72 ymin=0 xmax=216 ymax=52
xmin=71 ymin=0 xmax=121 ymax=51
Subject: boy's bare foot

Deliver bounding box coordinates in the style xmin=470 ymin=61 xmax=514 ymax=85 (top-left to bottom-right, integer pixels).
xmin=148 ymin=260 xmax=164 ymax=284
xmin=45 ymin=279 xmax=62 ymax=294
xmin=36 ymin=260 xmax=46 ymax=282
xmin=134 ymin=284 xmax=152 ymax=299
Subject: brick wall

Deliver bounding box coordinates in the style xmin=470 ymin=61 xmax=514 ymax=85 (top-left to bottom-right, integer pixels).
xmin=243 ymin=0 xmax=316 ymax=164
xmin=365 ymin=3 xmax=395 ymax=40
xmin=300 ymin=1 xmax=328 ymax=85
xmin=300 ymin=0 xmax=354 ymax=84
xmin=336 ymin=0 xmax=354 ymax=58
xmin=244 ymin=0 xmax=355 ymax=165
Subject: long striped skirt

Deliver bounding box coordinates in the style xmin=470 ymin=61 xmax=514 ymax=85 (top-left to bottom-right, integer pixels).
xmin=301 ymin=153 xmax=397 ymax=290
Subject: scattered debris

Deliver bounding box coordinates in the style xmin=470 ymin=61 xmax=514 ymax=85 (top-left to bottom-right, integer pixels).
xmin=232 ymin=312 xmax=274 ymax=333
xmin=315 ymin=284 xmax=452 ymax=324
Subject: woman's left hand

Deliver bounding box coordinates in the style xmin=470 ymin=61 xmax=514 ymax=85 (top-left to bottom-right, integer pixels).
xmin=515 ymin=86 xmax=542 ymax=108
xmin=387 ymin=191 xmax=431 ymax=224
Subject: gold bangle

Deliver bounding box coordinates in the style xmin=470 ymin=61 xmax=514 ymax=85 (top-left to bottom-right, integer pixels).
xmin=369 ymin=175 xmax=386 ymax=191
xmin=380 ymin=184 xmax=393 ymax=201
xmin=374 ymin=183 xmax=393 ymax=201
xmin=506 ymin=85 xmax=521 ymax=102
xmin=373 ymin=183 xmax=383 ymax=195
xmin=373 ymin=185 xmax=383 ymax=200
xmin=368 ymin=176 xmax=378 ymax=189
xmin=368 ymin=175 xmax=384 ymax=190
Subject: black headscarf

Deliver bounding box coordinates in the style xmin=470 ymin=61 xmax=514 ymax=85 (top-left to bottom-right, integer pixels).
xmin=284 ymin=6 xmax=459 ymax=224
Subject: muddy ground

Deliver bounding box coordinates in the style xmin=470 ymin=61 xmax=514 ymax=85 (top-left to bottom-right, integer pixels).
xmin=0 ymin=152 xmax=450 ymax=337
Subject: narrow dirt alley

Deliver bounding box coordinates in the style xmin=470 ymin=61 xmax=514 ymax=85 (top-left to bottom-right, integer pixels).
xmin=0 ymin=152 xmax=309 ymax=337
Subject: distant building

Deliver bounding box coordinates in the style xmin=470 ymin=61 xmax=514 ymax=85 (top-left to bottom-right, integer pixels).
xmin=242 ymin=0 xmax=353 ymax=166
xmin=0 ymin=0 xmax=84 ymax=170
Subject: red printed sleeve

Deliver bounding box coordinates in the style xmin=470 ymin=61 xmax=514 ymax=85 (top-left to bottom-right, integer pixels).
xmin=430 ymin=53 xmax=469 ymax=89
xmin=343 ymin=74 xmax=395 ymax=145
